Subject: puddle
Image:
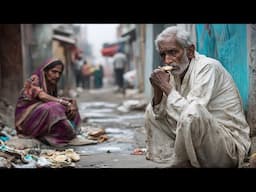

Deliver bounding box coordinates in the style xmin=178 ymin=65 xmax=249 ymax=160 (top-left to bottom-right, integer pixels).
xmin=80 ymin=102 xmax=118 ymax=110
xmin=76 ymin=101 xmax=145 ymax=155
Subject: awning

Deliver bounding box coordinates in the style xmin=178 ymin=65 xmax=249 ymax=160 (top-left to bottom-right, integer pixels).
xmin=101 ymin=44 xmax=119 ymax=57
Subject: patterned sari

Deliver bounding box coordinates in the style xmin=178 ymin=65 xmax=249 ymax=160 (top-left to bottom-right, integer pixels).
xmin=15 ymin=58 xmax=81 ymax=147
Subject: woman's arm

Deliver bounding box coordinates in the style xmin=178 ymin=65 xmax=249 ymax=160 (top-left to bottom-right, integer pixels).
xmin=38 ymin=91 xmax=79 ymax=120
xmin=38 ymin=91 xmax=71 ymax=107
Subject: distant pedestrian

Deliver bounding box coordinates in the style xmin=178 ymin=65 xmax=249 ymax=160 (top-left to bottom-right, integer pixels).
xmin=112 ymin=50 xmax=128 ymax=94
xmin=94 ymin=64 xmax=104 ymax=88
xmin=81 ymin=60 xmax=91 ymax=89
xmin=73 ymin=54 xmax=83 ymax=88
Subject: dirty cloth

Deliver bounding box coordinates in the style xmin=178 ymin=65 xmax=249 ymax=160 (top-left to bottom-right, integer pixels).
xmin=145 ymin=53 xmax=251 ymax=168
xmin=15 ymin=59 xmax=81 ymax=147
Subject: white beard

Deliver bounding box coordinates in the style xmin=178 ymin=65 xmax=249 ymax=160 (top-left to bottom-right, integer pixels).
xmin=170 ymin=50 xmax=190 ymax=76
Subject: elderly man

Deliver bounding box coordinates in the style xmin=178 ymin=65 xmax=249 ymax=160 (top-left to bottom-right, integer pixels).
xmin=144 ymin=26 xmax=251 ymax=168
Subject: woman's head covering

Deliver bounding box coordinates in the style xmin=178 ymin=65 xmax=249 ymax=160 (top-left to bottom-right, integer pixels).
xmin=32 ymin=58 xmax=64 ymax=94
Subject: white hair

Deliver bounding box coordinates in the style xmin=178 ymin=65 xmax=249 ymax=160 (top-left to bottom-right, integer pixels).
xmin=155 ymin=26 xmax=194 ymax=51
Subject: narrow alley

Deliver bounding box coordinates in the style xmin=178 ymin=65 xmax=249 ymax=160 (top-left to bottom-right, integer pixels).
xmin=1 ymin=24 xmax=255 ymax=169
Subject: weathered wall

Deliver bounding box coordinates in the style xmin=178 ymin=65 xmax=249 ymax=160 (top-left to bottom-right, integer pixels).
xmin=0 ymin=24 xmax=23 ymax=105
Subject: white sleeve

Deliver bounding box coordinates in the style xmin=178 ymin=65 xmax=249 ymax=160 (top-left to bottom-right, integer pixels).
xmin=151 ymin=94 xmax=168 ymax=120
xmin=166 ymin=64 xmax=217 ymax=121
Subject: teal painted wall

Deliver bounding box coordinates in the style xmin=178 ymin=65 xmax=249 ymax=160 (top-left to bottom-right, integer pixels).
xmin=196 ymin=24 xmax=248 ymax=110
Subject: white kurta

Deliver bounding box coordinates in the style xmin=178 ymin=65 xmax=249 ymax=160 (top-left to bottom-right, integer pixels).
xmin=145 ymin=53 xmax=251 ymax=167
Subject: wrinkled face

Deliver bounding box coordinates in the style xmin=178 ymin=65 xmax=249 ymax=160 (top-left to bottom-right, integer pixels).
xmin=45 ymin=65 xmax=63 ymax=85
xmin=158 ymin=38 xmax=193 ymax=76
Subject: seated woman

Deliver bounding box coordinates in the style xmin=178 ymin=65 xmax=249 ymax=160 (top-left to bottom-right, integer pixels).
xmin=15 ymin=58 xmax=81 ymax=147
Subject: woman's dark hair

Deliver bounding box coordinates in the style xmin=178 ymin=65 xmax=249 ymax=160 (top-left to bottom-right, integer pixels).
xmin=44 ymin=60 xmax=64 ymax=72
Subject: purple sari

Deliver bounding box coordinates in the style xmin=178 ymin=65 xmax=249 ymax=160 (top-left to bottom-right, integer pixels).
xmin=15 ymin=58 xmax=81 ymax=147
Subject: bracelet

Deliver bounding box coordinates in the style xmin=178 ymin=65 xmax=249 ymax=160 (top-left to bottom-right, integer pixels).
xmin=57 ymin=98 xmax=71 ymax=106
xmin=58 ymin=99 xmax=63 ymax=104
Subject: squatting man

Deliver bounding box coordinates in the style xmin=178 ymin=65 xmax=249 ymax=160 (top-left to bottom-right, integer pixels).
xmin=144 ymin=26 xmax=251 ymax=168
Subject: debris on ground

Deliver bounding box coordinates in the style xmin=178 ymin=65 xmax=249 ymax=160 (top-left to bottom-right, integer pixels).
xmin=5 ymin=136 xmax=41 ymax=150
xmin=117 ymin=99 xmax=148 ymax=113
xmin=0 ymin=140 xmax=38 ymax=168
xmin=97 ymin=135 xmax=109 ymax=143
xmin=131 ymin=148 xmax=146 ymax=155
xmin=0 ymin=136 xmax=82 ymax=168
xmin=87 ymin=128 xmax=109 ymax=143
xmin=88 ymin=128 xmax=105 ymax=137
xmin=81 ymin=126 xmax=109 ymax=143
xmin=40 ymin=148 xmax=80 ymax=168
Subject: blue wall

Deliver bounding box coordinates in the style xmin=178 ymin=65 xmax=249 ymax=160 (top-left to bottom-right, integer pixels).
xmin=196 ymin=24 xmax=248 ymax=110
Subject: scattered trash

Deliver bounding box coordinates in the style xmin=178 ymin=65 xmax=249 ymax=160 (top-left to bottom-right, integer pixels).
xmin=88 ymin=128 xmax=105 ymax=137
xmin=0 ymin=140 xmax=28 ymax=163
xmin=86 ymin=128 xmax=109 ymax=143
xmin=40 ymin=148 xmax=80 ymax=168
xmin=98 ymin=134 xmax=108 ymax=143
xmin=0 ymin=156 xmax=12 ymax=168
xmin=80 ymin=126 xmax=109 ymax=143
xmin=0 ymin=136 xmax=9 ymax=142
xmin=36 ymin=157 xmax=51 ymax=168
xmin=12 ymin=160 xmax=37 ymax=168
xmin=131 ymin=148 xmax=146 ymax=155
xmin=117 ymin=100 xmax=148 ymax=113
xmin=0 ymin=139 xmax=82 ymax=168
xmin=0 ymin=151 xmax=16 ymax=162
xmin=5 ymin=136 xmax=41 ymax=150
xmin=64 ymin=149 xmax=80 ymax=161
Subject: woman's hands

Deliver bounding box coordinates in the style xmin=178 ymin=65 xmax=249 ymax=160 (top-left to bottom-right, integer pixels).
xmin=60 ymin=98 xmax=78 ymax=120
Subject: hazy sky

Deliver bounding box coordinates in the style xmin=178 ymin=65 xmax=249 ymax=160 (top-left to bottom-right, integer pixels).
xmin=85 ymin=24 xmax=119 ymax=59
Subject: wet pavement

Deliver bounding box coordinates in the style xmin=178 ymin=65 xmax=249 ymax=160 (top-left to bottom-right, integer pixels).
xmin=73 ymin=87 xmax=170 ymax=168
xmin=75 ymin=101 xmax=144 ymax=155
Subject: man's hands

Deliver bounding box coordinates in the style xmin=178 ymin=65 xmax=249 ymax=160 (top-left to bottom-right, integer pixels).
xmin=149 ymin=68 xmax=172 ymax=105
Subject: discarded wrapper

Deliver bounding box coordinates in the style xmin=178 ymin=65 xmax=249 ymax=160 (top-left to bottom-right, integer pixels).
xmin=131 ymin=148 xmax=147 ymax=155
